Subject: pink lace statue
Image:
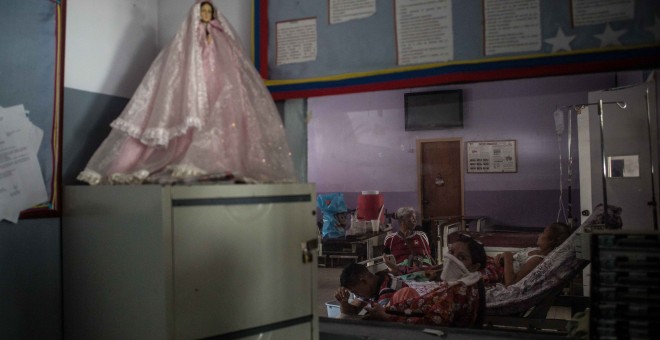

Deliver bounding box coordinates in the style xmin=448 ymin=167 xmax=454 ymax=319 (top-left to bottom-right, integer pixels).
xmin=77 ymin=1 xmax=295 ymax=185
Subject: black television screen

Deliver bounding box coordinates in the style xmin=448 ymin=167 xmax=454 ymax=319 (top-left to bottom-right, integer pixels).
xmin=404 ymin=90 xmax=463 ymax=130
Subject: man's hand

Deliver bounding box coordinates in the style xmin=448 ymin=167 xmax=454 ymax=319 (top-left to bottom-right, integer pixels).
xmin=335 ymin=287 xmax=362 ymax=315
xmin=364 ymin=302 xmax=390 ymax=321
xmin=334 ymin=287 xmax=350 ymax=304
xmin=384 ymin=256 xmax=401 ymax=275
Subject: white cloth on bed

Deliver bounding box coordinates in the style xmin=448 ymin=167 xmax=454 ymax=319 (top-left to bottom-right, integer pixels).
xmin=402 ymin=253 xmax=482 ymax=296
xmin=440 ymin=253 xmax=482 ymax=287
xmin=512 ymin=247 xmax=545 ymax=273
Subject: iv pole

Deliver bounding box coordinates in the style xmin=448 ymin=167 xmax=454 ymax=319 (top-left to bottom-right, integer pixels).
xmin=564 ymin=100 xmax=627 ymax=228
xmin=558 ymin=107 xmax=575 ymax=228
xmin=567 ymin=108 xmax=574 ymax=228
xmin=644 ymin=89 xmax=659 ymax=231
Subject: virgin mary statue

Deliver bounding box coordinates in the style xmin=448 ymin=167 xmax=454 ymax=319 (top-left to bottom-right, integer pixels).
xmin=77 ymin=1 xmax=296 ymax=185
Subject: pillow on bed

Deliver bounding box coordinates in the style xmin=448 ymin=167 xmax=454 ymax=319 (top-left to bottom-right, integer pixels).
xmin=484 ymin=204 xmax=621 ymax=315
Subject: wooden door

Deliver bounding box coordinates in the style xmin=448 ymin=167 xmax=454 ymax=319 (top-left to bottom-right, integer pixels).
xmin=418 ymin=139 xmax=464 ymax=220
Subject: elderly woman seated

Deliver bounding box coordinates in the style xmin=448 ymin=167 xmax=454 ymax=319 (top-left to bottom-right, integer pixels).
xmin=383 ymin=207 xmax=437 ymax=275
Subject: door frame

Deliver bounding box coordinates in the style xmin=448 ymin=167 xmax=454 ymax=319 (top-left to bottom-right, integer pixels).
xmin=416 ymin=137 xmax=465 ymax=220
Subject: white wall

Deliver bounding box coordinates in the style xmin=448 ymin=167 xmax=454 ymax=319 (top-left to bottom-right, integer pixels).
xmin=65 ymin=0 xmax=159 ymax=98
xmin=65 ymin=0 xmax=251 ymax=98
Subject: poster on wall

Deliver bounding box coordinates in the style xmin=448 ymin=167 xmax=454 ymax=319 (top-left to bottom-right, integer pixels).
xmin=571 ymin=0 xmax=634 ymax=27
xmin=466 ymin=140 xmax=517 ymax=173
xmin=329 ymin=0 xmax=376 ymax=24
xmin=276 ymin=17 xmax=318 ymax=66
xmin=0 ymin=105 xmax=49 ymax=223
xmin=395 ymin=0 xmax=454 ymax=66
xmin=483 ymin=0 xmax=541 ymax=56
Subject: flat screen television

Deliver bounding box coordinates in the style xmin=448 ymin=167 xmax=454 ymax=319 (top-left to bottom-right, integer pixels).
xmin=404 ymin=89 xmax=463 ymax=130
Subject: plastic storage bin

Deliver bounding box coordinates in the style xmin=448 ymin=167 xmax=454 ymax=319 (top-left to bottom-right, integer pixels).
xmin=325 ymin=301 xmax=340 ymax=318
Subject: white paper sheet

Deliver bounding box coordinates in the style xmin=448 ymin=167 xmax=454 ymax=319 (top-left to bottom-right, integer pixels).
xmin=395 ymin=0 xmax=453 ymax=66
xmin=484 ymin=0 xmax=541 ymax=56
xmin=466 ymin=140 xmax=517 ymax=173
xmin=329 ymin=0 xmax=376 ymax=25
xmin=571 ymin=0 xmax=634 ymax=27
xmin=276 ymin=18 xmax=318 ymax=66
xmin=0 ymin=105 xmax=48 ymax=223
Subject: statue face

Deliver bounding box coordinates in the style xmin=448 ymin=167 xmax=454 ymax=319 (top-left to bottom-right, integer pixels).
xmin=200 ymin=3 xmax=213 ymax=23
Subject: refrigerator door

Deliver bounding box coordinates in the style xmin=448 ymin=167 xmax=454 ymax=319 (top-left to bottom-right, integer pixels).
xmin=582 ymin=83 xmax=658 ymax=230
xmin=171 ymin=184 xmax=317 ymax=339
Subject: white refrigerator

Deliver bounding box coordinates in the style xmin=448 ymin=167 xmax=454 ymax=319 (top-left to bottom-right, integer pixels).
xmin=63 ymin=183 xmax=318 ymax=340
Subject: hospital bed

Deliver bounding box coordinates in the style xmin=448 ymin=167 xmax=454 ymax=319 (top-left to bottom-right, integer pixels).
xmin=437 ymin=219 xmax=540 ymax=264
xmin=368 ymin=206 xmax=615 ymax=331
xmin=482 ymin=205 xmax=618 ymax=312
xmin=328 ymin=205 xmax=620 ymax=335
xmin=481 ymin=205 xmax=621 ymax=333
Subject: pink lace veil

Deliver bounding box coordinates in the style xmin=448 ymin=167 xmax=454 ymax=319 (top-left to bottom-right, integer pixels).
xmin=77 ymin=1 xmax=296 ymax=184
xmin=110 ymin=1 xmax=232 ymax=146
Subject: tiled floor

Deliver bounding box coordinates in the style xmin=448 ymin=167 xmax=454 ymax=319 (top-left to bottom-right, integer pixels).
xmin=317 ymin=266 xmax=343 ymax=317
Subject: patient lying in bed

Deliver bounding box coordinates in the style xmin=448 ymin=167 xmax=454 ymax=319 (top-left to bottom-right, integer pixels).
xmin=485 ymin=204 xmax=621 ymax=315
xmin=493 ymin=222 xmax=571 ymax=287
xmin=378 ymin=221 xmax=569 ymax=290
xmin=442 ymin=222 xmax=570 ymax=287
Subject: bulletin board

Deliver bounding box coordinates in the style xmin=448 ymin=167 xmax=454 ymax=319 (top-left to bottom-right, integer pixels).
xmin=0 ymin=0 xmax=65 ymax=218
xmin=466 ymin=140 xmax=517 ymax=173
xmin=254 ymin=0 xmax=660 ymax=100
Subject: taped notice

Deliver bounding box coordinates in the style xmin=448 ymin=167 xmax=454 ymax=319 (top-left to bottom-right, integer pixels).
xmin=0 ymin=105 xmax=47 ymax=223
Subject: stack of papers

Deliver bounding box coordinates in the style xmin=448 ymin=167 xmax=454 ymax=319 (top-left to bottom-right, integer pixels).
xmin=0 ymin=105 xmax=48 ymax=223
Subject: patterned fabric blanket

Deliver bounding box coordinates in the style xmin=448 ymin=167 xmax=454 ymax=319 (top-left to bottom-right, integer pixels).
xmin=404 ymin=280 xmax=443 ymax=296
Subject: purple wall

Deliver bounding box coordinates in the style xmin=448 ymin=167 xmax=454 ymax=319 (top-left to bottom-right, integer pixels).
xmin=308 ymin=73 xmax=630 ymax=228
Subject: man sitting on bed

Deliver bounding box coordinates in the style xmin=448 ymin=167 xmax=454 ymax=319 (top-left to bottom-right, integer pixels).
xmin=383 ymin=207 xmax=437 ymax=275
xmin=334 ymin=263 xmax=409 ymax=316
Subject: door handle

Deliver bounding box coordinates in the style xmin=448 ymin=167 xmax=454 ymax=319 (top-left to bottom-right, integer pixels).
xmin=301 ymin=238 xmax=318 ymax=264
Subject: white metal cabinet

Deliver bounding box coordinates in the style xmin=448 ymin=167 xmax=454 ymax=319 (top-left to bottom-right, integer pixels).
xmin=63 ymin=184 xmax=318 ymax=340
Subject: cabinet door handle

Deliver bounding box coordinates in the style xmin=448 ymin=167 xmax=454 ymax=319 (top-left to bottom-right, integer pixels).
xmin=301 ymin=238 xmax=318 ymax=264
